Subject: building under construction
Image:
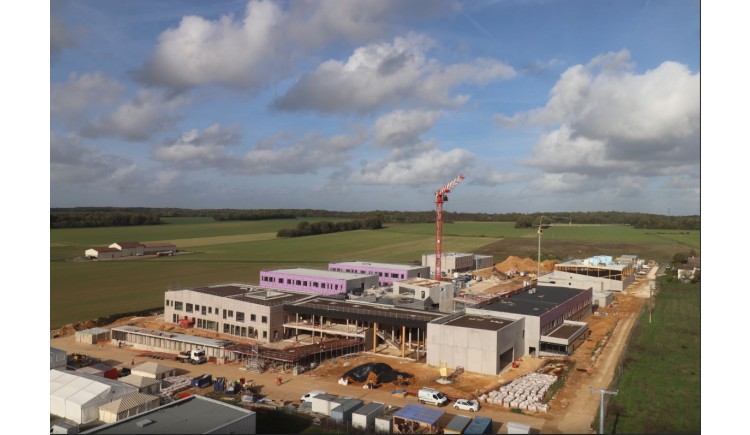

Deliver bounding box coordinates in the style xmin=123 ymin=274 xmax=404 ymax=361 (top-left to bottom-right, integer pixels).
xmin=539 ymin=255 xmax=636 ymax=292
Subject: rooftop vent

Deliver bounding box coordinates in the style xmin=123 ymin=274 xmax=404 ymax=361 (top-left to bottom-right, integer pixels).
xmin=135 ymin=419 xmax=155 ymax=428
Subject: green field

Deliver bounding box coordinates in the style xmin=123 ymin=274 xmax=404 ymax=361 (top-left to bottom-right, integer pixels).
xmin=50 ymin=218 xmax=700 ymax=328
xmin=603 ymin=278 xmax=701 ymax=433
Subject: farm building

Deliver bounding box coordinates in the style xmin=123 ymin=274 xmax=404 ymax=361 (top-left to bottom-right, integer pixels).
xmin=283 ymin=296 xmax=446 ymax=358
xmin=538 ymin=256 xmax=636 ymax=292
xmin=109 ymin=241 xmax=144 ymax=256
xmin=328 ymin=261 xmax=430 ymax=286
xmin=82 ymin=394 xmax=256 ymax=434
xmin=75 ymin=327 xmax=111 ymax=344
xmin=111 ymin=325 xmax=233 ymax=362
xmin=164 ymin=284 xmax=311 ymax=343
xmin=98 ymin=392 xmax=160 ymax=424
xmin=259 ymin=267 xmax=379 ymax=296
xmin=427 ymin=311 xmax=525 ymax=375
xmin=119 ymin=374 xmax=161 ymax=394
xmin=421 ymin=253 xmax=493 ymax=276
xmin=131 ymin=361 xmax=176 ymax=380
xmin=51 ymin=347 xmax=67 ymax=369
xmin=84 ymin=247 xmax=121 ymax=259
xmin=142 ymin=242 xmax=176 ymax=255
xmin=50 ymin=369 xmax=138 ymax=424
xmin=392 ymin=278 xmax=457 ymax=312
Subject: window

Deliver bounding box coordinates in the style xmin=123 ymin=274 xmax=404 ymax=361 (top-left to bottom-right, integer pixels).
xmin=261 ymin=316 xmax=268 ymax=324
xmin=236 ymin=312 xmax=245 ymax=322
xmin=222 ymin=309 xmax=227 ymax=319
xmin=201 ymin=306 xmax=206 ymax=315
xmin=263 ymin=331 xmax=267 ymax=339
xmin=228 ymin=310 xmax=234 ymax=318
xmin=174 ymin=302 xmax=183 ymax=311
xmin=165 ymin=299 xmax=170 ymax=306
xmin=195 ymin=305 xmax=200 ymax=312
xmin=186 ymin=303 xmax=193 ymax=313
xmin=208 ymin=307 xmax=212 ymax=314
xmin=223 ymin=324 xmax=230 ymax=333
xmin=251 ymin=314 xmax=256 ymax=322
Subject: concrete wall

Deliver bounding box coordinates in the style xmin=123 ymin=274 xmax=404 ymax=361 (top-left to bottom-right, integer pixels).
xmin=164 ymin=290 xmax=282 ymax=342
xmin=427 ymin=318 xmax=524 ymax=375
xmin=539 ymin=271 xmax=627 ymax=292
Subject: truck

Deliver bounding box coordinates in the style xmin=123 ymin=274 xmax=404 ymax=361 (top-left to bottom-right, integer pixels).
xmin=417 ymin=388 xmax=448 ymax=407
xmin=177 ymin=349 xmax=207 ymax=365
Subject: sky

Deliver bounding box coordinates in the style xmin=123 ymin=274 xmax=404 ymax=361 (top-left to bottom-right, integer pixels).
xmin=49 ymin=0 xmax=700 ymax=215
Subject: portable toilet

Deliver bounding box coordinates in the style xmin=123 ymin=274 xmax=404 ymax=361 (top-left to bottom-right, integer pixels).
xmin=330 ymin=398 xmax=364 ymax=423
xmin=444 ymin=415 xmax=472 ymax=434
xmin=464 ymin=416 xmax=493 ymax=435
xmin=352 ymin=402 xmax=385 ymax=431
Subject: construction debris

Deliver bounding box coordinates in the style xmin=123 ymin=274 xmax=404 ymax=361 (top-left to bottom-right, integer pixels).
xmin=478 ymin=371 xmax=557 ymax=413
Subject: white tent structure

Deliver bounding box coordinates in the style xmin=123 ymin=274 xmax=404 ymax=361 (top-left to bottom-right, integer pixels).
xmin=50 ymin=369 xmax=137 ymax=424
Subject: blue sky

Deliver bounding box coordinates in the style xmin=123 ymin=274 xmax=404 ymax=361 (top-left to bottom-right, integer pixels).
xmin=49 ymin=0 xmax=700 ymax=215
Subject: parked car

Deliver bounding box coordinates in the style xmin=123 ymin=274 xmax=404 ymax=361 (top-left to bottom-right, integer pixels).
xmin=454 ymin=399 xmax=480 ymax=412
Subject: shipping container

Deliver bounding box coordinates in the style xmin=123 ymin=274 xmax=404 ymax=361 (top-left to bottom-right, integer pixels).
xmin=330 ymin=399 xmax=364 ymax=423
xmin=352 ymin=402 xmax=385 ymax=431
xmin=464 ymin=416 xmax=492 ymax=435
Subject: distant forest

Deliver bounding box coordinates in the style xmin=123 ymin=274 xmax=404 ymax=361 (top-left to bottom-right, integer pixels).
xmin=50 ymin=207 xmax=700 ymax=230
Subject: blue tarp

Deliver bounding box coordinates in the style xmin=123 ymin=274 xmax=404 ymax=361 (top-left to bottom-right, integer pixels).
xmin=393 ymin=404 xmax=444 ymax=425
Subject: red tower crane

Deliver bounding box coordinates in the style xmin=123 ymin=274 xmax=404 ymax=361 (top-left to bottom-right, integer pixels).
xmin=434 ymin=174 xmax=465 ymax=280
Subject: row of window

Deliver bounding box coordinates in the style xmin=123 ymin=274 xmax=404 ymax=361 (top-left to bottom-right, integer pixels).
xmin=261 ymin=276 xmax=343 ymax=290
xmin=330 ymin=268 xmax=406 ymax=279
xmin=167 ymin=300 xmax=267 ymax=324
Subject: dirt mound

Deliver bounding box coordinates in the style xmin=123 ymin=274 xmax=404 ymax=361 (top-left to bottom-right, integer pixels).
xmin=494 ymin=256 xmax=558 ymax=274
xmin=51 ymin=320 xmax=98 ymax=338
xmin=340 ymin=363 xmax=412 ymax=384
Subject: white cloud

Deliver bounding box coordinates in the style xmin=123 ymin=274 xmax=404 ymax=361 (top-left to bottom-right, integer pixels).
xmin=154 ymin=126 xmax=366 ymax=175
xmin=471 ymin=170 xmax=525 ymax=186
xmin=498 ymin=50 xmax=699 ymax=182
xmin=374 ymin=109 xmax=442 ymax=148
xmin=51 ymin=15 xmax=79 ymax=60
xmin=50 ymin=133 xmax=136 ymax=184
xmin=350 ymin=147 xmax=474 ymax=185
xmin=137 ymin=0 xmax=448 ymax=90
xmin=51 ymin=72 xmax=125 ymax=124
xmin=153 ymin=124 xmax=241 ymax=168
xmin=274 ymin=33 xmax=516 ymax=113
xmin=528 ymin=172 xmax=590 ymax=193
xmin=81 ymin=89 xmax=189 ymax=141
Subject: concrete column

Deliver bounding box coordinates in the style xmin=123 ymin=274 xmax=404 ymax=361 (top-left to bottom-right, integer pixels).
xmin=402 ymin=325 xmax=406 ymax=357
xmin=373 ymin=323 xmax=378 ymax=352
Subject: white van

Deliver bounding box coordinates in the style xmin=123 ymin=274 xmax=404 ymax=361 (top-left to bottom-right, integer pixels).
xmin=300 ymin=390 xmax=326 ymax=403
xmin=418 ymin=388 xmax=448 ymax=406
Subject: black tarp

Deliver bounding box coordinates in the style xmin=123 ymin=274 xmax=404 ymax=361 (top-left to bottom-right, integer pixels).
xmin=341 ymin=362 xmax=412 ymax=384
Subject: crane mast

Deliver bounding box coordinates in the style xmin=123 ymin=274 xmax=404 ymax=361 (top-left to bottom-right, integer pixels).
xmin=435 ymin=175 xmax=465 ymax=280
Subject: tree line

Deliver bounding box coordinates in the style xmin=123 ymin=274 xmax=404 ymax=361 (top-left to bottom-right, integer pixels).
xmin=51 ymin=207 xmax=700 ymax=230
xmin=276 ymin=219 xmax=383 ymax=238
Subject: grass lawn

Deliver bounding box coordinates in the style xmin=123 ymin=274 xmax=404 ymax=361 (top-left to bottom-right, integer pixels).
xmin=603 ymin=278 xmax=700 ymax=433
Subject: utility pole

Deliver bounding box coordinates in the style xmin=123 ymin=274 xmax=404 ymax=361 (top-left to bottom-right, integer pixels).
xmin=590 ymin=387 xmax=618 ymax=434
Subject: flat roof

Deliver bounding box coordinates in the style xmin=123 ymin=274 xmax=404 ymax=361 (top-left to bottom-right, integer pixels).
xmin=555 ymin=259 xmax=629 ymax=270
xmin=330 ymin=261 xmax=426 ymax=270
xmin=399 ymin=277 xmax=443 ymax=287
xmin=545 ymin=323 xmax=586 ymax=340
xmin=480 ymin=286 xmax=586 ymax=317
xmin=263 ymin=267 xmax=374 ymax=279
xmin=169 ymin=285 xmax=311 ymax=306
xmin=83 ymin=395 xmax=253 ymax=434
xmin=394 ymin=404 xmax=444 ymax=425
xmin=444 ymin=314 xmax=515 ymax=331
xmin=111 ymin=326 xmax=233 ymax=348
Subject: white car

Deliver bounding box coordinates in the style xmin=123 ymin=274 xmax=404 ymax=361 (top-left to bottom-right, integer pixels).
xmin=453 ymin=399 xmax=480 ymax=412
